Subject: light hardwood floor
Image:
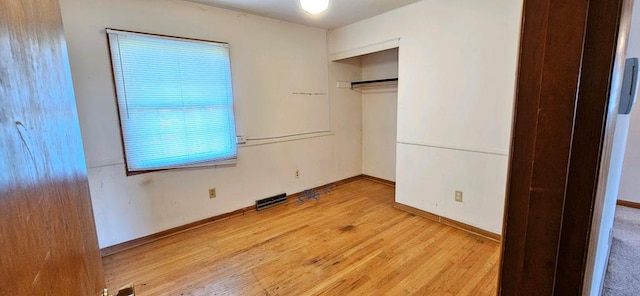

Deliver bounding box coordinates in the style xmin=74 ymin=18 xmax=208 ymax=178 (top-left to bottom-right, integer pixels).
xmin=102 ymin=179 xmax=501 ymax=295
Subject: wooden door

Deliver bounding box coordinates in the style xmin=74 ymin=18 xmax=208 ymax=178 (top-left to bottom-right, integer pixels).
xmin=0 ymin=0 xmax=106 ymax=295
xmin=499 ymin=0 xmax=632 ymax=294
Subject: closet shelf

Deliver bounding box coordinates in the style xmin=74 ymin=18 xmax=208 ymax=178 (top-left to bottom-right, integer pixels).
xmin=351 ymin=78 xmax=398 ymax=90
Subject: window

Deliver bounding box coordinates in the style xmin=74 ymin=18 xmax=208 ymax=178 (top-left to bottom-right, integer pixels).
xmin=106 ymin=29 xmax=237 ymax=173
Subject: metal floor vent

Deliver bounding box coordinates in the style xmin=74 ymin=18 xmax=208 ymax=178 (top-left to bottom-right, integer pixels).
xmin=256 ymin=193 xmax=287 ymax=211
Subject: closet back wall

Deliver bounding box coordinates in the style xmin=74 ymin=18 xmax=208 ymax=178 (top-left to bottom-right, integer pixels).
xmin=60 ymin=0 xmax=362 ymax=248
xmin=362 ymin=48 xmax=398 ymax=181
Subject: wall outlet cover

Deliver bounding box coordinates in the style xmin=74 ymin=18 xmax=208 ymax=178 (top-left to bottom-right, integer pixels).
xmin=236 ymin=135 xmax=247 ymax=144
xmin=209 ymin=188 xmax=216 ymax=199
xmin=455 ymin=191 xmax=463 ymax=202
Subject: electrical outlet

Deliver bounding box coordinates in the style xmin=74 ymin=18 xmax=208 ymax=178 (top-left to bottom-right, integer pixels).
xmin=455 ymin=190 xmax=463 ymax=202
xmin=295 ymin=169 xmax=300 ymax=178
xmin=209 ymin=188 xmax=216 ymax=199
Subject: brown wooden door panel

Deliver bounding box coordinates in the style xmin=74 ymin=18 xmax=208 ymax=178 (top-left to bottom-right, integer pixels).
xmin=0 ymin=0 xmax=105 ymax=295
xmin=500 ymin=0 xmax=632 ymax=294
xmin=499 ymin=0 xmax=590 ymax=292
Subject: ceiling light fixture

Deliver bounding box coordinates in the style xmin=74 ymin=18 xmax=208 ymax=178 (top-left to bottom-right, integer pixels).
xmin=300 ymin=0 xmax=329 ymax=15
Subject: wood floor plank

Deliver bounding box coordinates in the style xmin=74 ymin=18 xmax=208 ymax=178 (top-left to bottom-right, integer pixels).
xmin=102 ymin=179 xmax=501 ymax=295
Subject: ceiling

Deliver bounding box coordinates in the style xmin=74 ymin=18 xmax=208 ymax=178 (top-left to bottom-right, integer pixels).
xmin=186 ymin=0 xmax=422 ymax=29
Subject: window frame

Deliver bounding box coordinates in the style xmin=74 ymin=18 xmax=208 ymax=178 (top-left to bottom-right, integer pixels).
xmin=105 ymin=28 xmax=238 ymax=176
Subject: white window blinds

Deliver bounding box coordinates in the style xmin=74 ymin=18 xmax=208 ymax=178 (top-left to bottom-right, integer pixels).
xmin=106 ymin=29 xmax=237 ymax=172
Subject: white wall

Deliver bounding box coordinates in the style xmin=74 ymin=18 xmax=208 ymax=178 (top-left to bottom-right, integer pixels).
xmin=619 ymin=0 xmax=640 ymax=204
xmin=619 ymin=113 xmax=640 ymax=203
xmin=618 ymin=115 xmax=638 ymax=204
xmin=589 ymin=118 xmax=630 ymax=296
xmin=588 ymin=1 xmax=640 ymax=294
xmin=60 ymin=0 xmax=362 ymax=248
xmin=330 ymin=0 xmax=522 ymax=234
xmin=362 ymin=48 xmax=398 ymax=181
